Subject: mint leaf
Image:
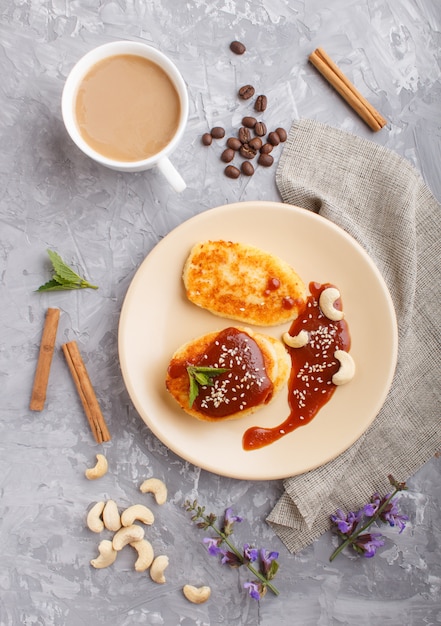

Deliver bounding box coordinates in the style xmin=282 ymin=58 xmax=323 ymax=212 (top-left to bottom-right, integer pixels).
xmin=36 ymin=249 xmax=98 ymax=292
xmin=36 ymin=279 xmax=67 ymax=292
xmin=188 ymin=375 xmax=200 ymax=408
xmin=186 ymin=365 xmax=230 ymax=407
xmin=47 ymin=249 xmax=84 ymax=284
xmin=38 ymin=282 xmax=87 ymax=291
xmin=194 ymin=372 xmax=212 ymax=386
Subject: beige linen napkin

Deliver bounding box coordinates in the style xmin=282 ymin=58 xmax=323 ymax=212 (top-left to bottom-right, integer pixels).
xmin=267 ymin=119 xmax=440 ymax=553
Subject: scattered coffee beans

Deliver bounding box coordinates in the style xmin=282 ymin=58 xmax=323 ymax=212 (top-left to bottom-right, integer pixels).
xmin=202 ymin=132 xmax=212 ymax=146
xmin=226 ymin=137 xmax=242 ymax=150
xmin=238 ymin=84 xmax=255 ymax=100
xmin=230 ymin=41 xmax=246 ymax=55
xmin=238 ymin=127 xmax=251 ymax=144
xmin=275 ymin=127 xmax=287 ymax=142
xmin=254 ymin=94 xmax=267 ymax=112
xmin=242 ymin=116 xmax=257 ymax=128
xmin=221 ymin=148 xmax=235 ymax=163
xmin=260 ymin=143 xmax=273 ymax=154
xmin=254 ymin=121 xmax=267 ymax=137
xmin=248 ymin=137 xmax=262 ymax=151
xmin=258 ymin=153 xmax=274 ymax=167
xmin=239 ymin=144 xmax=257 ymax=159
xmin=241 ymin=161 xmax=254 ymax=176
xmin=211 ymin=126 xmax=225 ymax=139
xmin=201 ymin=44 xmax=289 ymax=180
xmin=225 ymin=165 xmax=241 ymax=179
xmin=267 ymin=131 xmax=281 ymax=146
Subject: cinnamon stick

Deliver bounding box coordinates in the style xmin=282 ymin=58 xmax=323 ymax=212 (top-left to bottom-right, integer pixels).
xmin=30 ymin=307 xmax=60 ymax=411
xmin=309 ymin=47 xmax=387 ymax=132
xmin=62 ymin=340 xmax=111 ymax=443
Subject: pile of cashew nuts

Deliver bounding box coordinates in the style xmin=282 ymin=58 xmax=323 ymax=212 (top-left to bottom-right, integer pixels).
xmin=84 ymin=454 xmax=211 ymax=604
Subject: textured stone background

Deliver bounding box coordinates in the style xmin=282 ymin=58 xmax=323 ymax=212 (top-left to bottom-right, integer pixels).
xmin=0 ymin=1 xmax=440 ymax=624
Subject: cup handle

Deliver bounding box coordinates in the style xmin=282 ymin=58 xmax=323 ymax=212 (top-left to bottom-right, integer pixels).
xmin=156 ymin=157 xmax=186 ymax=192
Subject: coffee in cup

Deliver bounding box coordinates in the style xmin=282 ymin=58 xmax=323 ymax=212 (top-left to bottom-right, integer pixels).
xmin=62 ymin=41 xmax=188 ymax=192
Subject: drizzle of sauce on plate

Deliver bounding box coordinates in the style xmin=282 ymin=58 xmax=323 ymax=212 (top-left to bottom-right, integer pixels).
xmin=193 ymin=327 xmax=273 ymax=417
xmin=242 ymin=282 xmax=351 ymax=450
xmin=168 ymin=327 xmax=274 ymax=418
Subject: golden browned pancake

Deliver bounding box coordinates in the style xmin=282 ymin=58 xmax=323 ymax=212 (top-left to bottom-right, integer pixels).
xmin=183 ymin=240 xmax=307 ymax=326
xmin=165 ymin=326 xmax=290 ymax=422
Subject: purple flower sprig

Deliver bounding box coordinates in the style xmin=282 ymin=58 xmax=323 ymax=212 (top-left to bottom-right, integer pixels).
xmin=184 ymin=500 xmax=280 ymax=600
xmin=329 ymin=475 xmax=408 ymax=561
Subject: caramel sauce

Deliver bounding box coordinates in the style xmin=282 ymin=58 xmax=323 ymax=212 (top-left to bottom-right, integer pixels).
xmin=75 ymin=54 xmax=181 ymax=161
xmin=167 ymin=328 xmax=274 ymax=419
xmin=194 ymin=328 xmax=273 ymax=418
xmin=264 ymin=277 xmax=281 ymax=295
xmin=282 ymin=296 xmax=296 ymax=310
xmin=243 ymin=282 xmax=351 ymax=450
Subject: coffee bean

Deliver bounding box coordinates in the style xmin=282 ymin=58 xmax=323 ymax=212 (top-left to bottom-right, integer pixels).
xmin=254 ymin=121 xmax=267 ymax=137
xmin=221 ymin=148 xmax=235 ymax=163
xmin=225 ymin=165 xmax=241 ymax=179
xmin=202 ymin=133 xmax=212 ymax=146
xmin=254 ymin=94 xmax=267 ymax=112
xmin=239 ymin=143 xmax=257 ymax=159
xmin=238 ymin=127 xmax=251 ymax=144
xmin=238 ymin=84 xmax=255 ymax=100
xmin=227 ymin=137 xmax=242 ymax=151
xmin=211 ymin=126 xmax=225 ymax=139
xmin=241 ymin=161 xmax=254 ymax=176
xmin=260 ymin=143 xmax=273 ymax=154
xmin=248 ymin=137 xmax=262 ymax=151
xmin=275 ymin=127 xmax=287 ymax=142
xmin=230 ymin=40 xmax=246 ymax=55
xmin=258 ymin=153 xmax=274 ymax=167
xmin=242 ymin=116 xmax=257 ymax=129
xmin=267 ymin=131 xmax=281 ymax=146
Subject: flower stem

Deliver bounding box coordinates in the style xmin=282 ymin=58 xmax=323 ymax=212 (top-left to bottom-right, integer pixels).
xmin=329 ymin=488 xmax=399 ymax=562
xmin=204 ymin=515 xmax=279 ymax=596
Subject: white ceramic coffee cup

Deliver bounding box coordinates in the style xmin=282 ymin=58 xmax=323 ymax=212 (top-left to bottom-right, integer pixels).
xmin=61 ymin=41 xmax=188 ymax=192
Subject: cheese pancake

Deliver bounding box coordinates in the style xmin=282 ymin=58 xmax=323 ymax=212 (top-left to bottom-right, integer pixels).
xmin=183 ymin=240 xmax=306 ymax=326
xmin=165 ymin=326 xmax=290 ymax=422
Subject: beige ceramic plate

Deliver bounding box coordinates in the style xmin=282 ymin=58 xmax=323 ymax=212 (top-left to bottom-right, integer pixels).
xmin=118 ymin=201 xmax=398 ymax=480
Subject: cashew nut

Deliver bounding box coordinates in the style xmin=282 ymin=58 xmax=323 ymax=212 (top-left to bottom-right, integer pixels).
xmin=121 ymin=504 xmax=154 ymax=527
xmin=140 ymin=478 xmax=167 ymax=505
xmin=130 ymin=539 xmax=155 ymax=572
xmin=319 ymin=287 xmax=344 ymax=321
xmin=112 ymin=524 xmax=145 ymax=551
xmin=86 ymin=501 xmax=105 ymax=533
xmin=103 ymin=500 xmax=122 ymax=532
xmin=150 ymin=555 xmax=169 ymax=583
xmin=332 ymin=350 xmax=356 ymax=385
xmin=183 ymin=584 xmax=211 ymax=604
xmin=90 ymin=539 xmax=117 ymax=569
xmin=85 ymin=454 xmax=108 ymax=480
xmin=283 ymin=329 xmax=309 ymax=348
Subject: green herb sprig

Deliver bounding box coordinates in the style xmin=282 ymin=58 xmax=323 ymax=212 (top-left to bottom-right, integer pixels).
xmin=36 ymin=249 xmax=98 ymax=292
xmin=187 ymin=365 xmax=229 ymax=407
xmin=184 ymin=500 xmax=280 ymax=600
xmin=329 ymin=475 xmax=408 ymax=561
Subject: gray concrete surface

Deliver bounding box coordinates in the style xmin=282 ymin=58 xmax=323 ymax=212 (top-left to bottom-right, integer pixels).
xmin=1 ymin=1 xmax=440 ymax=624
